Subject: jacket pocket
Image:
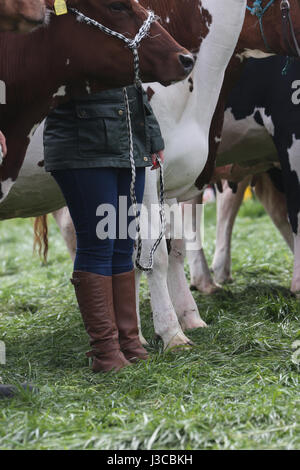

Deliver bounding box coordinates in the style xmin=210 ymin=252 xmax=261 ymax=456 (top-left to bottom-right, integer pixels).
xmin=76 ymin=103 xmax=127 ymax=157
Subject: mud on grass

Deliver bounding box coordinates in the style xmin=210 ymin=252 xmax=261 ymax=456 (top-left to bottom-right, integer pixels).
xmin=0 ymin=200 xmax=299 ymax=450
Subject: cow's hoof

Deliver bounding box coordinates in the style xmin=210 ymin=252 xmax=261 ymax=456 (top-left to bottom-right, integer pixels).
xmin=190 ymin=282 xmax=222 ymax=295
xmin=179 ymin=312 xmax=207 ymax=331
xmin=292 ymin=290 xmax=300 ymax=300
xmin=139 ymin=332 xmax=149 ymax=346
xmin=165 ymin=332 xmax=194 ymax=351
xmin=214 ymin=274 xmax=233 ymax=285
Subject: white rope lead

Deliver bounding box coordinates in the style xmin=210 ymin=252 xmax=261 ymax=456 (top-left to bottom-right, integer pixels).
xmin=123 ymin=88 xmax=166 ymax=272
xmin=69 ymin=8 xmax=166 ymax=271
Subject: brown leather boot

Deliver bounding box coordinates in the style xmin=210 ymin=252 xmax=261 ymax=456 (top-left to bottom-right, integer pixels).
xmin=71 ymin=271 xmax=130 ymax=373
xmin=112 ymin=270 xmax=149 ymax=362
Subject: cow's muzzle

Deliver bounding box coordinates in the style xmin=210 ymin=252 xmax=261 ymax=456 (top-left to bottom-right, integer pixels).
xmin=178 ymin=53 xmax=195 ymax=76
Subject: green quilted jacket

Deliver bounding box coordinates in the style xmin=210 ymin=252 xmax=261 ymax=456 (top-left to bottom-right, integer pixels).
xmin=43 ymin=85 xmax=164 ymax=171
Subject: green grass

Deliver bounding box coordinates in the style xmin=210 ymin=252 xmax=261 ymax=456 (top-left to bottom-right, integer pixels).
xmin=0 ymin=199 xmax=299 ymax=450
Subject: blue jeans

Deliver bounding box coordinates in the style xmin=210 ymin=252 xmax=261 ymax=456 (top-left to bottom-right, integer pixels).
xmin=52 ymin=167 xmax=146 ymax=276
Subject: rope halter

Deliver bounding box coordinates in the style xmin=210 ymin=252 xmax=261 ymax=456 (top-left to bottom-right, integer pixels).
xmin=69 ymin=8 xmax=156 ymax=87
xmin=246 ymin=0 xmax=276 ymax=51
xmin=247 ymin=0 xmax=300 ymax=60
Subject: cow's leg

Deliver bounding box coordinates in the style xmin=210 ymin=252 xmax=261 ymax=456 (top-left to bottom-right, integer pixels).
xmin=136 ymin=169 xmax=193 ymax=350
xmin=52 ymin=207 xmax=77 ymax=262
xmin=183 ymin=195 xmax=220 ymax=293
xmin=254 ymin=173 xmax=294 ymax=252
xmin=166 ymin=198 xmax=207 ymax=330
xmin=212 ymin=177 xmax=250 ymax=284
xmin=254 ymin=172 xmax=300 ymax=296
xmin=134 ymin=269 xmax=149 ymax=345
xmin=291 ymin=230 xmax=300 ymax=297
xmin=145 ymin=238 xmax=193 ymax=349
xmin=168 ymin=238 xmax=208 ymax=330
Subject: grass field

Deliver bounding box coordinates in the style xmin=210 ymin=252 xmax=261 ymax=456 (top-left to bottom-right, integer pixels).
xmin=0 ymin=199 xmax=299 ymax=450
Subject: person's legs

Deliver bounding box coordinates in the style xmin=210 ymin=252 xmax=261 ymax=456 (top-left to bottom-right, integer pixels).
xmin=112 ymin=167 xmax=146 ymax=274
xmin=112 ymin=168 xmax=148 ymax=362
xmin=52 ymin=168 xmax=130 ymax=372
xmin=52 ymin=168 xmax=117 ymax=276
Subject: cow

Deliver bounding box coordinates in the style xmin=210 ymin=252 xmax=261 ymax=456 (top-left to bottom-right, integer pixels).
xmin=181 ymin=1 xmax=300 ymax=294
xmin=194 ymin=55 xmax=300 ymax=298
xmin=0 ymin=0 xmax=194 ymax=203
xmin=0 ymin=0 xmax=46 ymax=32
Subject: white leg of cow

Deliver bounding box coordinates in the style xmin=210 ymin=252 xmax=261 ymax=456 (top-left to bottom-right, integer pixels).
xmin=254 ymin=173 xmax=294 ymax=252
xmin=166 ymin=198 xmax=207 ymax=330
xmin=183 ymin=195 xmax=220 ymax=294
xmin=291 ymin=229 xmax=300 ymax=297
xmin=136 ymin=169 xmax=193 ymax=350
xmin=134 ymin=269 xmax=149 ymax=345
xmin=52 ymin=207 xmax=77 ymax=262
xmin=167 ymin=238 xmax=208 ymax=330
xmin=212 ymin=177 xmax=250 ymax=284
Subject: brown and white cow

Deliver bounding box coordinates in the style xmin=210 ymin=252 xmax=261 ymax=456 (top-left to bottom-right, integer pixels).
xmin=0 ymin=0 xmax=193 ymax=202
xmin=0 ymin=0 xmax=46 ymax=32
xmin=183 ymin=0 xmax=300 ymax=293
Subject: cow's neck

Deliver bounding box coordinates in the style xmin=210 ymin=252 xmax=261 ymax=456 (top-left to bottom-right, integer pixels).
xmin=142 ymin=0 xmax=211 ymax=53
xmin=0 ymin=24 xmax=73 ymax=114
xmin=0 ymin=20 xmax=79 ymax=186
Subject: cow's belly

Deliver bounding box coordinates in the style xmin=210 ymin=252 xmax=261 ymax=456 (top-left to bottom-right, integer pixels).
xmin=0 ymin=122 xmax=65 ymax=220
xmin=217 ymin=108 xmax=279 ymax=167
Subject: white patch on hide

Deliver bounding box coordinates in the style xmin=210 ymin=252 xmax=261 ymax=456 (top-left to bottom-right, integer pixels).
xmin=53 ymin=86 xmax=66 ymax=98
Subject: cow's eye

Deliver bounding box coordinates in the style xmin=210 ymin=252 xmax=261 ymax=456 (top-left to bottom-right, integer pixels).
xmin=109 ymin=2 xmax=129 ymax=12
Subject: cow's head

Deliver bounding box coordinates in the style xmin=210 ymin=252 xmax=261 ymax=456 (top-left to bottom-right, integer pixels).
xmin=0 ymin=1 xmax=46 ymax=32
xmin=240 ymin=0 xmax=300 ymax=56
xmin=45 ymin=0 xmax=194 ymax=87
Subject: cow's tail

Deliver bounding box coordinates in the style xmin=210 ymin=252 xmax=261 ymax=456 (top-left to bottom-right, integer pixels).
xmin=33 ymin=215 xmax=49 ymax=263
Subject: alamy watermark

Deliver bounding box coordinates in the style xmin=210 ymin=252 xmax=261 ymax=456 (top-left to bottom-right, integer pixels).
xmin=95 ymin=198 xmax=205 ymax=251
xmin=291 ymin=80 xmax=300 ymax=105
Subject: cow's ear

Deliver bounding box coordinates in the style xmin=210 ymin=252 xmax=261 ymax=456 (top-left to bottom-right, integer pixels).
xmin=45 ymin=0 xmax=56 ymax=8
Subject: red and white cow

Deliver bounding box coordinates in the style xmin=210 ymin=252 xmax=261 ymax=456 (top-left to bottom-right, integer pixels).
xmin=0 ymin=0 xmax=192 ymax=202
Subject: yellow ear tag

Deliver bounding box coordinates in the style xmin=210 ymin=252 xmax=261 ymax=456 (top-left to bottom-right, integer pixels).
xmin=54 ymin=0 xmax=68 ymax=16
